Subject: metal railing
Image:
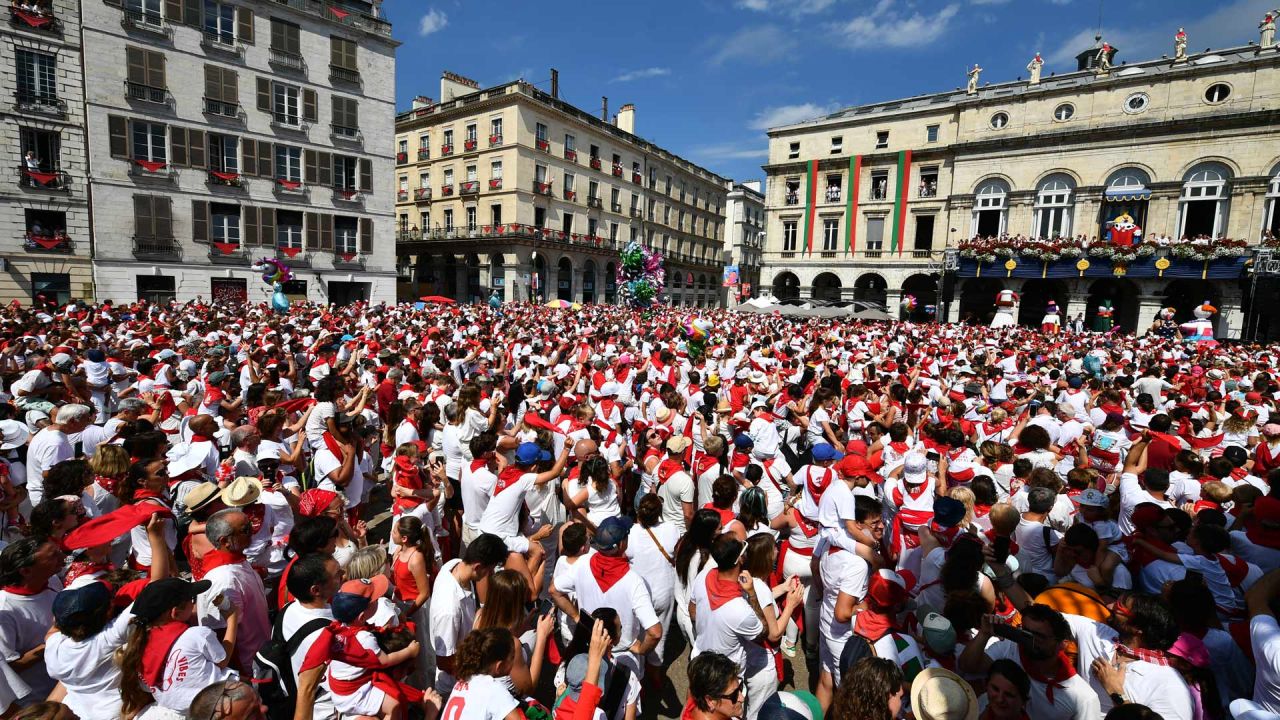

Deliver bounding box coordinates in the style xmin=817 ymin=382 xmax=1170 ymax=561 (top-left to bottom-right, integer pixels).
xmin=270 ymin=113 xmax=307 ymax=131
xmin=13 ymin=90 xmax=65 ymax=116
xmin=9 ymin=6 xmax=61 ymax=34
xmin=133 ymin=236 xmax=182 ymax=260
xmin=269 ymin=48 xmax=306 ymax=71
xmin=17 ymin=166 xmax=69 ymax=190
xmin=125 ymin=81 xmax=167 ymax=104
xmin=201 ymin=31 xmax=241 ymax=54
xmin=395 ymin=224 xmax=620 ymax=252
xmin=414 ymin=187 xmax=431 ymax=200
xmin=460 ymin=181 xmax=479 ymax=194
xmin=329 ymin=65 xmax=360 ymax=84
xmin=331 ymin=124 xmax=361 ymax=142
xmin=208 ymin=244 xmax=251 ymax=264
xmin=203 ymin=97 xmax=240 ymax=118
xmin=121 ymin=9 xmax=169 ymax=35
xmin=23 ymin=233 xmax=73 ymax=253
xmin=267 ymin=0 xmax=392 ymax=38
xmin=334 ymin=187 xmax=362 ymax=202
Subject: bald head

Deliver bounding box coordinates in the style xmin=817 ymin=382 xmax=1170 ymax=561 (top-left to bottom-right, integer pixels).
xmin=574 ymin=438 xmax=599 ymax=461
xmin=189 ymin=414 xmax=218 ymax=437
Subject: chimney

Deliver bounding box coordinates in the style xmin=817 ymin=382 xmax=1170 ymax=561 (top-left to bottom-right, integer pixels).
xmin=550 ymin=68 xmax=558 ymax=99
xmin=1075 ymin=35 xmax=1118 ymax=71
xmin=411 ymin=95 xmax=433 ymax=110
xmin=601 ymin=96 xmax=608 ymax=122
xmin=439 ymin=71 xmax=480 ymax=103
xmin=616 ymin=103 xmax=635 ymax=134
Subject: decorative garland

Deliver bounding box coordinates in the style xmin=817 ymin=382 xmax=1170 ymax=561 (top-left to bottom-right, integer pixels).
xmin=959 ymin=236 xmax=1251 ymax=263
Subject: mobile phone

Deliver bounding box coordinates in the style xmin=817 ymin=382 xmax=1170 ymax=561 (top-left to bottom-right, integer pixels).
xmin=926 ymin=450 xmax=940 ymax=462
xmin=992 ymin=623 xmax=1034 ymax=645
xmin=992 ymin=535 xmax=1012 ymax=564
xmin=537 ymin=598 xmax=554 ymax=616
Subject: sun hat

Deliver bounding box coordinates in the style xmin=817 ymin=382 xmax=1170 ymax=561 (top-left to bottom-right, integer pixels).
xmin=911 ymin=667 xmax=978 ymax=720
xmin=220 ymin=477 xmax=263 ymax=507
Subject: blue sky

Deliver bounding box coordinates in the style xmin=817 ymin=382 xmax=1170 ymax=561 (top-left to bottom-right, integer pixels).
xmin=380 ymin=0 xmax=1273 ymax=184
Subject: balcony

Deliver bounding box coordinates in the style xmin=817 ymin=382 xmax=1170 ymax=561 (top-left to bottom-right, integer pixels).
xmin=23 ymin=232 xmax=72 ymax=253
xmin=331 ymin=125 xmax=361 ymax=144
xmin=17 ymin=166 xmax=69 ymax=191
xmin=397 ymin=223 xmax=621 ymax=253
xmin=488 ymin=178 xmax=502 ymax=191
xmin=464 ymin=138 xmax=477 ymax=152
xmin=587 ymin=197 xmax=602 ymax=209
xmin=13 ymin=91 xmax=65 ymax=117
xmin=202 ymin=98 xmax=241 ymax=120
xmin=128 ymin=159 xmax=176 ymax=183
xmin=825 ymin=189 xmax=842 ymax=203
xmin=563 ymin=189 xmax=577 ymax=202
xmin=267 ymin=0 xmax=393 ymax=38
xmin=9 ymin=6 xmax=60 ymax=34
xmin=911 ymin=249 xmax=932 ymax=259
xmin=460 ymin=181 xmax=479 ymax=195
xmin=414 ymin=187 xmax=432 ymax=201
xmin=489 ymin=134 xmax=503 ymax=147
xmin=784 ymin=193 xmax=799 ymax=205
xmin=536 ymin=139 xmax=550 ymax=152
xmin=440 ymin=184 xmax=454 ymax=197
xmin=269 ymin=49 xmax=306 ymax=73
xmin=332 ymin=251 xmax=365 ymax=269
xmin=133 ymin=236 xmax=181 ymax=261
xmin=334 ymin=187 xmax=363 ymax=203
xmin=330 ymin=65 xmax=360 ymax=85
xmin=440 ymin=144 xmax=453 ymax=156
xmin=121 ymin=9 xmax=170 ymax=37
xmin=125 ymin=81 xmax=168 ymax=105
xmin=629 ymin=207 xmax=642 ymax=218
xmin=564 ymin=149 xmax=578 ymax=162
xmin=209 ymin=242 xmax=251 ymax=265
xmin=207 ymin=170 xmax=245 ymax=189
xmin=533 ymin=181 xmax=552 ymax=196
xmin=276 ymin=246 xmax=310 ymax=267
xmin=395 ymin=152 xmax=407 ymax=164
xmin=611 ymin=202 xmax=623 ymax=212
xmin=201 ymin=31 xmax=243 ymax=57
xmin=397 ymin=189 xmax=409 ymax=202
xmin=632 ymin=173 xmax=642 ymax=184
xmin=269 ymin=114 xmax=308 ymax=134
xmin=589 ymin=157 xmax=602 ymax=171
xmin=274 ymin=178 xmax=306 ymax=196
xmin=919 ymin=183 xmax=938 ymax=199
xmin=417 ymin=148 xmax=429 ymax=160
xmin=611 ymin=164 xmax=623 ymax=178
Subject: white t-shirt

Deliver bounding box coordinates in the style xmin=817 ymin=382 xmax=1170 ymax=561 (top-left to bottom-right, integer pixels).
xmin=460 ymin=461 xmax=497 ymax=530
xmin=0 ymin=587 xmax=57 ymax=703
xmin=984 ymin=638 xmax=1101 ymax=720
xmin=1063 ymin=613 xmax=1194 ymax=720
xmin=690 ymin=570 xmax=772 ymax=675
xmin=304 ymin=401 xmax=337 ymax=447
xmin=148 ymin=626 xmax=237 ymax=713
xmin=817 ymin=548 xmax=868 ymax=643
xmin=626 ymin=523 xmax=680 ymax=612
xmin=430 ymin=559 xmax=479 ymax=694
xmin=1014 ymin=517 xmax=1061 ymax=581
xmin=443 ymin=674 xmax=519 ymax=720
xmin=657 ymin=470 xmax=695 ymax=533
xmin=477 ymin=472 xmax=534 ymax=539
xmin=45 ymin=607 xmax=135 ymax=720
xmin=26 ymin=427 xmax=71 ymax=505
xmin=1250 ymin=615 xmax=1280 ymax=713
xmin=554 ymin=556 xmax=659 ymax=654
xmin=197 ymin=561 xmax=270 ymax=672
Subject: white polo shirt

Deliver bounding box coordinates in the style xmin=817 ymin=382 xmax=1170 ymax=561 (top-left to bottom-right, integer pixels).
xmin=1062 ymin=613 xmax=1193 ymax=720
xmin=429 ymin=559 xmax=479 ymax=694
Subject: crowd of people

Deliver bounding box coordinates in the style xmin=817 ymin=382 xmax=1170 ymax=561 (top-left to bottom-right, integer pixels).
xmin=0 ymin=297 xmax=1279 ymax=720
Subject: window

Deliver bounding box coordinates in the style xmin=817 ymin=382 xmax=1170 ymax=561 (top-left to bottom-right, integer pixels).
xmin=610 ymin=187 xmax=619 ymax=207
xmin=443 ymin=168 xmax=454 ymax=186
xmin=203 ymin=65 xmax=238 ymax=114
xmin=679 ymin=181 xmax=686 ymax=202
xmin=587 ymin=218 xmax=598 ymax=237
xmin=564 ymin=172 xmax=575 ymax=193
xmin=269 ymin=18 xmax=301 ymax=56
xmin=1179 ymin=163 xmax=1231 ymax=238
xmin=609 ymin=222 xmax=618 ymax=241
xmin=275 ymin=145 xmax=301 ymax=182
xmin=665 ymin=175 xmax=672 ymax=193
xmin=16 ymin=50 xmax=57 ymax=104
xmin=830 ymin=136 xmax=843 ymax=154
xmin=277 ymin=210 xmax=303 ymax=249
xmin=398 ymin=139 xmax=408 ymax=155
xmin=1053 ymin=103 xmax=1074 ymax=121
xmin=211 ymin=203 xmax=240 ymax=244
xmin=132 ymin=121 xmax=166 ymax=162
xmin=333 ymin=156 xmax=358 ymax=190
xmin=20 ymin=128 xmax=60 ymax=171
xmin=787 ymin=142 xmax=799 ymax=160
xmin=330 ymin=36 xmax=358 ymax=75
xmin=272 ymin=83 xmax=301 ymax=126
xmin=865 ymin=217 xmax=885 ymax=253
xmin=926 ymin=124 xmax=939 ymax=143
xmin=989 ymin=112 xmax=1009 ymax=129
xmin=443 ymin=209 xmax=454 ymax=231
xmin=825 ymin=175 xmax=842 ymax=203
xmin=31 ymin=273 xmax=70 ymax=307
xmin=208 ymin=134 xmax=238 ymax=173
xmin=972 ymin=179 xmax=1009 ymax=236
xmin=133 ymin=195 xmax=172 ymax=241
xmin=1034 ymin=175 xmax=1074 ymax=239
xmin=332 ymin=97 xmax=359 ymax=136
xmin=398 ymin=176 xmax=408 ymax=192
xmin=535 ymin=123 xmax=548 ymax=141
xmin=562 ymin=213 xmax=574 ymax=234
xmin=870 ymin=170 xmax=889 ymax=200
xmin=418 ymin=134 xmax=429 ymax=153
xmin=490 ymin=160 xmax=503 ymax=179
xmin=1204 ymin=83 xmax=1231 ymax=104
xmin=564 ymin=134 xmax=575 ymax=151
xmin=490 ymin=117 xmax=503 ymax=139
xmin=535 ymin=165 xmax=546 ymax=183
xmin=875 ymin=131 xmax=889 ymax=149
xmin=785 ymin=179 xmax=800 ymax=205
xmin=334 ymin=217 xmax=358 ymax=254
xmin=1124 ymin=92 xmax=1149 ymax=114
xmin=443 ymin=129 xmax=453 ymax=148
xmin=137 ymin=276 xmax=176 ymax=305
xmin=490 ymin=204 xmax=502 ymax=226
xmin=465 ymin=207 xmax=477 ymax=232
xmin=466 ymin=124 xmax=477 ymax=141
xmin=418 ymin=171 xmax=428 ymax=188
xmin=203 ymin=1 xmax=236 ymax=44
xmin=465 ymin=165 xmax=477 ymax=183
xmin=782 ymin=220 xmax=797 ymax=252
xmin=125 ymin=0 xmax=162 ymax=25
xmin=822 ymin=219 xmax=839 ymax=252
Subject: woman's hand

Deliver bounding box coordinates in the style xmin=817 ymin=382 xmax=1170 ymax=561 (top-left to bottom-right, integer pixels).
xmin=535 ymin=608 xmax=555 ymax=640
xmin=588 ymin=618 xmax=611 ymax=661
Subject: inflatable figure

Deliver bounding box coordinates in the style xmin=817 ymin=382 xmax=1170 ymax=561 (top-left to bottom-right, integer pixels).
xmin=251 ymin=258 xmax=294 ymax=313
xmin=1153 ymin=307 xmax=1179 ymax=339
xmin=991 ymin=289 xmax=1018 ymax=328
xmin=1041 ymin=301 xmax=1061 ymax=334
xmin=1093 ymin=300 xmax=1114 ymax=332
xmin=1106 ymin=212 xmax=1142 ymax=247
xmin=1179 ymin=301 xmax=1217 ymax=346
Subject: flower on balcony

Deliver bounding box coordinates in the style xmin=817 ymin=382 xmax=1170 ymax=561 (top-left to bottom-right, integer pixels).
xmin=632 ymin=173 xmax=642 ymax=184
xmin=611 ymin=164 xmax=623 ymax=176
xmin=464 ymin=139 xmax=477 ymax=151
xmin=537 ymin=182 xmax=552 ymax=194
xmin=441 ymin=144 xmax=453 ymax=155
xmin=417 ymin=148 xmax=430 ymax=159
xmin=1169 ymin=237 xmax=1249 ymax=261
xmin=395 ymin=152 xmax=407 ymax=163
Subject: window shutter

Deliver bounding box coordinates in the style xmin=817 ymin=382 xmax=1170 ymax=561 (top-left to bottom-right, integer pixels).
xmin=330 ymin=37 xmax=341 ymax=68
xmin=257 ymin=141 xmax=272 ymax=178
xmin=182 ymin=0 xmax=199 ymax=25
xmin=164 ymin=0 xmax=181 ymax=23
xmin=305 ymin=212 xmax=319 ymax=249
xmin=241 ymin=138 xmax=257 ymax=175
xmin=320 ymin=215 xmax=333 ymax=250
xmin=147 ymin=50 xmax=165 ymax=89
xmin=330 ymin=97 xmax=341 ymax=125
xmin=303 ymin=89 xmax=317 ymax=123
xmin=204 ymin=66 xmax=220 ymax=102
xmin=134 ymin=195 xmax=154 ymax=239
xmin=222 ymin=70 xmax=237 ymax=105
xmin=304 ymin=149 xmax=318 ymax=185
xmin=108 ymin=116 xmax=128 ymax=158
xmin=126 ymin=47 xmax=145 ymax=85
xmin=187 ymin=129 xmax=205 ymax=169
xmin=256 ymin=77 xmax=270 ymax=112
xmin=170 ymin=127 xmax=188 ymax=166
xmin=155 ymin=198 xmax=172 ymax=239
xmin=288 ymin=25 xmax=300 ymax=54
xmin=243 ymin=206 xmax=258 ymax=245
xmin=359 ymin=158 xmax=372 ymax=192
xmin=260 ymin=208 xmax=275 ymax=247
xmin=192 ymin=200 xmax=209 ymax=242
xmin=270 ymin=20 xmax=283 ymax=50
xmin=359 ymin=218 xmax=373 ymax=253
xmin=236 ymin=7 xmax=253 ymax=44
xmin=318 ymin=152 xmax=332 ymax=187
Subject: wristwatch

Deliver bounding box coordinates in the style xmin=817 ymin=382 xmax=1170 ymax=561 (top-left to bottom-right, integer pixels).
xmin=1109 ymin=692 xmax=1125 ymax=707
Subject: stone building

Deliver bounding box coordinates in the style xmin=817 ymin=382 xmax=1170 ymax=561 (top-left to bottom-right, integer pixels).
xmin=1 ymin=0 xmax=92 ymax=304
xmin=83 ymin=0 xmax=398 ymax=305
xmin=761 ymin=34 xmax=1280 ymax=338
xmin=394 ymin=72 xmax=728 ymax=307
xmin=724 ymin=180 xmax=764 ymax=306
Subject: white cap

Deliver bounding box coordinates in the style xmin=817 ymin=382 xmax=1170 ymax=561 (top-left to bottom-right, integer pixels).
xmin=599 ymin=381 xmax=619 ymax=398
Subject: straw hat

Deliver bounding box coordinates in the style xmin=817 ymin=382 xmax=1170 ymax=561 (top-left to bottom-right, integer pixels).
xmin=182 ymin=482 xmax=222 ymax=514
xmin=911 ymin=668 xmax=978 ymax=720
xmin=220 ymin=477 xmax=263 ymax=507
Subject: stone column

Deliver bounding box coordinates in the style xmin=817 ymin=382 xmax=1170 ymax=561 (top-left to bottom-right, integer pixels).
xmin=885 ymin=289 xmax=903 ymax=319
xmin=1135 ymin=294 xmax=1164 ymax=335
xmin=455 ymin=264 xmax=469 ymax=303
xmin=1065 ymin=292 xmax=1090 ymax=325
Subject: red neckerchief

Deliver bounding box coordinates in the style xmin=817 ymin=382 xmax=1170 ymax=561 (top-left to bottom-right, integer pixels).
xmin=322 ymin=431 xmax=345 ymax=460
xmin=140 ymin=621 xmax=190 ymax=689
xmin=202 ymin=548 xmax=246 ymax=572
xmin=1127 ymin=534 xmax=1177 ymax=568
xmin=132 ymin=489 xmax=164 ymax=502
xmin=468 ymin=457 xmax=490 ymax=474
xmin=793 ymin=508 xmax=819 ymax=538
xmin=693 ymin=455 xmax=720 ymax=477
xmin=64 ymin=560 xmax=112 ymax=586
xmin=495 ymin=466 xmax=526 ymax=495
xmin=589 ymin=552 xmax=631 ymax=592
xmin=1217 ymin=553 xmax=1250 ymax=586
xmin=189 ymin=433 xmax=214 ymax=443
xmin=679 ymin=699 xmax=697 ymax=720
xmin=657 ymin=458 xmax=684 ymax=485
xmin=1018 ymin=646 xmax=1078 ymax=703
xmin=853 ymin=608 xmax=899 ymax=643
xmin=804 ymin=466 xmax=834 ymax=500
xmin=1116 ymin=642 xmax=1170 ymax=666
xmin=888 ymin=440 xmax=909 ymax=453
xmin=705 ymin=570 xmax=742 ymax=610
xmin=1 ymin=583 xmax=45 ymax=596
xmin=95 ymin=475 xmax=121 ymax=494
xmin=204 ymin=385 xmax=224 ymax=408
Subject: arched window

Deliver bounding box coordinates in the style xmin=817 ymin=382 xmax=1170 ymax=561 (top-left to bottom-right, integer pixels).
xmin=1033 ymin=174 xmax=1074 ymax=239
xmin=1179 ymin=162 xmax=1231 ymax=239
xmin=1101 ymin=168 xmax=1152 ymax=239
xmin=972 ymin=179 xmax=1009 ymax=237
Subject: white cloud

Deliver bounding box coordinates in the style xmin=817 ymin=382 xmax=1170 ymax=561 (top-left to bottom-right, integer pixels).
xmin=610 ymin=67 xmax=671 ymax=83
xmin=691 ymin=144 xmax=770 ymax=161
xmin=749 ymin=102 xmax=840 ymax=130
xmin=417 ymin=8 xmax=447 ymax=36
xmin=735 ymin=0 xmax=770 ymax=9
xmin=709 ymin=25 xmax=798 ymax=65
xmin=735 ymin=0 xmax=837 ymax=14
xmin=969 ymin=0 xmax=1011 ymax=5
xmin=832 ymin=2 xmax=961 ymax=49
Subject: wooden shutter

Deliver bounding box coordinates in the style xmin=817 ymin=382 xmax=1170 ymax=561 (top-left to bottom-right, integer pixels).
xmin=182 ymin=0 xmax=199 ymax=25
xmin=187 ymin=129 xmax=205 ymax=169
xmin=241 ymin=138 xmax=257 ymax=175
xmin=191 ymin=200 xmax=208 ymax=242
xmin=170 ymin=127 xmax=188 ymax=166
xmin=257 ymin=141 xmax=272 ymax=178
xmin=318 ymin=152 xmax=332 ymax=187
xmin=304 ymin=149 xmax=318 ymax=184
xmin=155 ymin=198 xmax=172 ymax=239
xmin=305 ymin=212 xmax=319 ymax=249
xmin=359 ymin=158 xmax=372 ymax=192
xmin=134 ymin=196 xmax=154 ymax=239
xmin=236 ymin=7 xmax=253 ymax=44
xmin=204 ymin=66 xmax=221 ymax=102
xmin=108 ymin=116 xmax=129 ymax=158
xmin=256 ymin=77 xmax=271 ymax=112
xmin=260 ymin=208 xmax=275 ymax=247
xmin=270 ymin=19 xmax=283 ymax=50
xmin=164 ymin=0 xmax=181 ymax=23
xmin=244 ymin=206 xmax=258 ymax=245
xmin=319 ymin=215 xmax=333 ymax=250
xmin=331 ymin=37 xmax=356 ymax=70
xmin=302 ymin=89 xmax=317 ymax=123
xmin=359 ymin=218 xmax=373 ymax=253
xmin=222 ymin=70 xmax=237 ymax=105
xmin=126 ymin=47 xmax=145 ymax=85
xmin=146 ymin=50 xmax=165 ymax=89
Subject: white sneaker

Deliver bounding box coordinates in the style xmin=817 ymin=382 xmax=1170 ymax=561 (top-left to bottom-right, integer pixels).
xmin=781 ymin=637 xmax=797 ymax=658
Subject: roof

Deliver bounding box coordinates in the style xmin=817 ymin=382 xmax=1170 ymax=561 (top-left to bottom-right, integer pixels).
xmin=768 ymin=44 xmax=1274 ymax=135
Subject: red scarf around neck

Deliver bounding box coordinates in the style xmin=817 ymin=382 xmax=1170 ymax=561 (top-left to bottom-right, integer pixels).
xmin=1019 ymin=646 xmax=1077 ymax=703
xmin=202 ymin=548 xmax=246 ymax=572
xmin=589 ymin=552 xmax=631 ymax=592
xmin=140 ymin=621 xmax=190 ymax=688
xmin=1 ymin=583 xmax=46 ymax=596
xmin=322 ymin=431 xmax=346 ymax=460
xmin=705 ymin=570 xmax=742 ymax=610
xmin=853 ymin=608 xmax=899 ymax=643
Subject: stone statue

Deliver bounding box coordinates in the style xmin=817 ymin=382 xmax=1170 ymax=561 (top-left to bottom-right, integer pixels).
xmin=966 ymin=64 xmax=982 ymax=95
xmin=1026 ymin=53 xmax=1043 ymax=85
xmin=1174 ymin=27 xmax=1187 ymax=61
xmin=1095 ymin=42 xmax=1113 ymax=74
xmin=1263 ymin=12 xmax=1277 ymax=49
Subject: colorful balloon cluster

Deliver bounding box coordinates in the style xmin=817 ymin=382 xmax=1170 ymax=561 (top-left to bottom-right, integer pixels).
xmin=901 ymin=294 xmax=918 ymax=312
xmin=684 ymin=318 xmax=712 ymax=359
xmin=252 ymin=258 xmax=295 ymax=313
xmin=615 ymin=241 xmax=665 ymax=309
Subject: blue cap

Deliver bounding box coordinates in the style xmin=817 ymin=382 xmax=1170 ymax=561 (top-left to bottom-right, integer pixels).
xmin=931 ymin=497 xmax=967 ymax=530
xmin=514 ymin=442 xmax=552 ymax=465
xmin=331 ymin=591 xmax=372 ymax=623
xmin=53 ymin=581 xmax=111 ymax=625
xmin=733 ymin=434 xmax=754 ymax=449
xmin=591 ymin=515 xmax=634 ymax=551
xmin=341 ymin=334 xmax=356 ymax=342
xmin=811 ymin=443 xmax=843 ymax=462
xmin=564 ymin=653 xmax=609 ymax=700
xmin=1067 ymin=375 xmax=1084 ymax=388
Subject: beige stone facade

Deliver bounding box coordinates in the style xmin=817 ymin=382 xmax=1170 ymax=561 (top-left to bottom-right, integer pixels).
xmin=394 ymin=74 xmax=728 ymax=307
xmin=761 ymin=43 xmax=1280 ymax=337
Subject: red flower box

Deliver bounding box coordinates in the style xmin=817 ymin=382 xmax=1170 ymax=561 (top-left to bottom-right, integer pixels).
xmin=489 ymin=178 xmax=503 ymax=190
xmin=464 ymin=139 xmax=477 ymax=151
xmin=536 ymin=139 xmax=550 ymax=152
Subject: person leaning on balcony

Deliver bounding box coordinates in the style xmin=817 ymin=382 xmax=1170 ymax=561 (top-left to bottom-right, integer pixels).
xmin=24 ymin=152 xmax=39 ymax=171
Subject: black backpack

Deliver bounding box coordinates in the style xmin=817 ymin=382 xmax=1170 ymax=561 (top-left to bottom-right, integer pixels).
xmin=253 ymin=603 xmax=331 ymax=720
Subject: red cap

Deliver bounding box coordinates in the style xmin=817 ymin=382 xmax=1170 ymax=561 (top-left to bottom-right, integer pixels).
xmin=340 ymin=575 xmax=390 ymax=601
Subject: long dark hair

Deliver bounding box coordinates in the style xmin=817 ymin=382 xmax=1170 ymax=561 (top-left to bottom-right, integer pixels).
xmin=675 ymin=508 xmax=722 ymax=584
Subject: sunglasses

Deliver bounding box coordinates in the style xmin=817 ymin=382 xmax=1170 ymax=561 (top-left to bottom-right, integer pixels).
xmin=714 ymin=683 xmax=744 ymax=703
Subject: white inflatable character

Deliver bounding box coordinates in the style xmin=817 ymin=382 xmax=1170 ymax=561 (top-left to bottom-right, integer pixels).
xmin=991 ymin=289 xmax=1018 ymax=328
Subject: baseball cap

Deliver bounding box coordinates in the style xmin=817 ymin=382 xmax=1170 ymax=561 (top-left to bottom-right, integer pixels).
xmin=513 ymin=442 xmax=551 ymax=465
xmin=331 ymin=592 xmax=372 ymax=623
xmin=52 ymin=581 xmax=111 ymax=626
xmin=1076 ymin=488 xmax=1108 ymax=508
xmin=903 ymin=454 xmax=928 ymax=483
xmin=340 ymin=576 xmax=390 ymax=602
xmin=920 ymin=612 xmax=957 ymax=655
xmin=133 ymin=577 xmax=211 ymax=624
xmin=811 ymin=443 xmax=843 ymax=463
xmin=591 ymin=515 xmax=634 ymax=551
xmin=931 ymin=497 xmax=965 ymax=530
xmin=564 ymin=653 xmax=609 ymax=701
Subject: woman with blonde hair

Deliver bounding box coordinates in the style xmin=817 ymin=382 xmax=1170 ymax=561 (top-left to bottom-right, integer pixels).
xmin=87 ymin=444 xmax=129 ymax=516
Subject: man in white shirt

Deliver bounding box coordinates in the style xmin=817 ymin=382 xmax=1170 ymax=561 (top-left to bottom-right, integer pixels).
xmin=656 ymin=437 xmax=696 ymax=533
xmin=429 ymin=533 xmax=507 ymax=694
xmin=25 ymin=403 xmax=90 ymax=506
xmin=0 ymin=537 xmax=62 ymax=709
xmin=196 ymin=508 xmax=270 ymax=674
xmin=1245 ymin=567 xmax=1280 ymax=713
xmin=281 ymin=554 xmax=343 ymax=720
xmin=1014 ymin=487 xmax=1062 ymax=581
xmin=459 ymin=434 xmax=498 ymax=548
